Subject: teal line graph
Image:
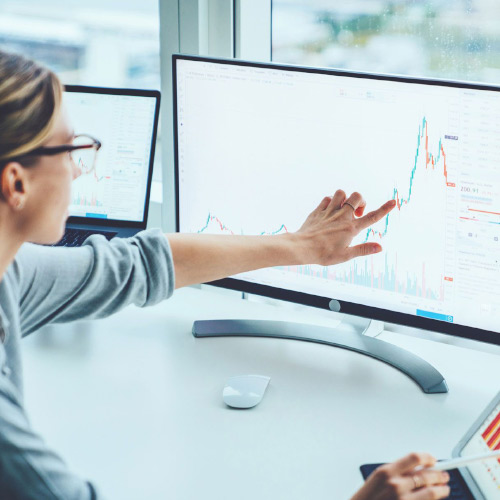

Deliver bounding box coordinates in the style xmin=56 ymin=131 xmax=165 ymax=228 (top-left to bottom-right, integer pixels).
xmin=193 ymin=117 xmax=451 ymax=300
xmin=196 ymin=210 xmax=443 ymax=300
xmin=363 ymin=116 xmax=453 ymax=243
xmin=197 ymin=213 xmax=288 ymax=236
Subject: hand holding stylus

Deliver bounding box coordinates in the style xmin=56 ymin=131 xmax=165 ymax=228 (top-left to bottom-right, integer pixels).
xmin=350 ymin=453 xmax=450 ymax=500
xmin=429 ymin=450 xmax=500 ymax=471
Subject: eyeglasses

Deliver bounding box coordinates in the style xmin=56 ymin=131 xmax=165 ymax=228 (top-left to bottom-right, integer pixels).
xmin=67 ymin=135 xmax=102 ymax=175
xmin=9 ymin=134 xmax=102 ymax=174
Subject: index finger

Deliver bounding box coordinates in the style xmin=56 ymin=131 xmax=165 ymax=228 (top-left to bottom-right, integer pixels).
xmin=387 ymin=452 xmax=437 ymax=475
xmin=356 ymin=199 xmax=396 ymax=231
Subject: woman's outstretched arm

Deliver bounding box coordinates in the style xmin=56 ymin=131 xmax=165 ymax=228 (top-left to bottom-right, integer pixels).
xmin=169 ymin=190 xmax=396 ymax=289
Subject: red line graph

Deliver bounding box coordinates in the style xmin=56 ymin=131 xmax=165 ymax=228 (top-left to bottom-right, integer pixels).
xmin=469 ymin=208 xmax=500 ymax=216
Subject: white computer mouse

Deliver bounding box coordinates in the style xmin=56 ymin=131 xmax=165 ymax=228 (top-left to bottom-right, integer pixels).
xmin=223 ymin=375 xmax=271 ymax=409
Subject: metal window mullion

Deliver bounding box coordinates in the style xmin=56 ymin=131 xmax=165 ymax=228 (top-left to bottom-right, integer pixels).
xmin=234 ymin=0 xmax=271 ymax=61
xmin=159 ymin=0 xmax=234 ymax=231
xmin=207 ymin=0 xmax=233 ymax=57
xmin=159 ymin=0 xmax=180 ymax=232
xmin=179 ymin=0 xmax=206 ymax=54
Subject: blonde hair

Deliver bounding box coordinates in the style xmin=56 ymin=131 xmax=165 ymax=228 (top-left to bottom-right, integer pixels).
xmin=0 ymin=50 xmax=63 ymax=164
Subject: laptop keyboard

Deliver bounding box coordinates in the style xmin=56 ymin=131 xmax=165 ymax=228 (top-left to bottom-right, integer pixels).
xmin=54 ymin=228 xmax=117 ymax=247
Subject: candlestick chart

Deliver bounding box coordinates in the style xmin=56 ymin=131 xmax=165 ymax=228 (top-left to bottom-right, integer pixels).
xmin=195 ymin=116 xmax=453 ymax=302
xmin=363 ymin=116 xmax=454 ymax=243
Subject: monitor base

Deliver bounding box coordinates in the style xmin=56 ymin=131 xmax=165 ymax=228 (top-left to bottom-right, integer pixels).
xmin=192 ymin=319 xmax=448 ymax=394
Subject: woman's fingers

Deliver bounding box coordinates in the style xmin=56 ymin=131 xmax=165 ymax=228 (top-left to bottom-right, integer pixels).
xmin=354 ymin=203 xmax=366 ymax=217
xmin=314 ymin=196 xmax=332 ymax=213
xmin=335 ymin=191 xmax=365 ymax=217
xmin=317 ymin=191 xmax=393 ymax=224
xmin=348 ymin=197 xmax=367 ymax=218
xmin=328 ymin=189 xmax=346 ymax=211
xmin=396 ymin=470 xmax=450 ymax=493
xmin=303 ymin=191 xmax=398 ymax=266
xmin=346 ymin=243 xmax=382 ymax=259
xmin=350 ymin=453 xmax=448 ymax=500
xmin=411 ymin=470 xmax=450 ymax=489
xmin=386 ymin=453 xmax=437 ymax=476
xmin=408 ymin=485 xmax=451 ymax=500
xmin=356 ymin=199 xmax=397 ymax=230
xmin=312 ymin=190 xmax=345 ymax=215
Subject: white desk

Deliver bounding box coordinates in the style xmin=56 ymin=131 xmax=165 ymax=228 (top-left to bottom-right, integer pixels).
xmin=21 ymin=287 xmax=500 ymax=500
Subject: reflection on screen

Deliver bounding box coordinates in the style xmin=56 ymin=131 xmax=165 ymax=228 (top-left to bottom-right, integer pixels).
xmin=177 ymin=59 xmax=500 ymax=335
xmin=65 ymin=92 xmax=156 ymax=222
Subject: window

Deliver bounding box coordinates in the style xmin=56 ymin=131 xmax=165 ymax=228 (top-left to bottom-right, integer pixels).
xmin=272 ymin=1 xmax=500 ymax=84
xmin=0 ymin=0 xmax=162 ymax=181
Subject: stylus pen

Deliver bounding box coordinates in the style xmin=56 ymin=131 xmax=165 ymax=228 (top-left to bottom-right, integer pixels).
xmin=429 ymin=450 xmax=500 ymax=471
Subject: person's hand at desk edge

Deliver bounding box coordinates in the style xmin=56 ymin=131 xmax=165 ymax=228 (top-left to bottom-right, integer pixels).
xmin=351 ymin=453 xmax=451 ymax=500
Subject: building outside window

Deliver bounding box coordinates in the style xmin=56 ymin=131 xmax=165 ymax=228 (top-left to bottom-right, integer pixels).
xmin=272 ymin=0 xmax=500 ymax=84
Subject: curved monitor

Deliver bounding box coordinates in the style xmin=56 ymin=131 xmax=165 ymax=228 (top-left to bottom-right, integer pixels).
xmin=173 ymin=54 xmax=500 ymax=346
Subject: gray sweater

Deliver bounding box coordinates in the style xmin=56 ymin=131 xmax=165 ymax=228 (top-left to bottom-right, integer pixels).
xmin=0 ymin=229 xmax=175 ymax=499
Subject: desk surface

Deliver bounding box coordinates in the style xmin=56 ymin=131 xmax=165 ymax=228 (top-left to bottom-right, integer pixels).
xmin=21 ymin=287 xmax=500 ymax=500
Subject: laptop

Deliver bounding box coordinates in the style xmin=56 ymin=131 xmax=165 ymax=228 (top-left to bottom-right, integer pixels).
xmin=360 ymin=391 xmax=500 ymax=499
xmin=56 ymin=85 xmax=161 ymax=247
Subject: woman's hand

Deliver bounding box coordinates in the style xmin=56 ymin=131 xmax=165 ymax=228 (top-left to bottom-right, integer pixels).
xmin=350 ymin=453 xmax=451 ymax=500
xmin=295 ymin=190 xmax=396 ymax=266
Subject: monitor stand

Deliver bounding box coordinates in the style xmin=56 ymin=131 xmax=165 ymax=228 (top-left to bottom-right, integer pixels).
xmin=192 ymin=303 xmax=448 ymax=394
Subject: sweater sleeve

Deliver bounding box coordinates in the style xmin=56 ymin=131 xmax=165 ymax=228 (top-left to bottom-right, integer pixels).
xmin=0 ymin=362 xmax=98 ymax=499
xmin=16 ymin=229 xmax=175 ymax=336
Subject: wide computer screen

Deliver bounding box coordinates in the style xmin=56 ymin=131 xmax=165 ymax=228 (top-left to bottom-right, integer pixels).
xmin=174 ymin=55 xmax=500 ymax=344
xmin=64 ymin=88 xmax=158 ymax=223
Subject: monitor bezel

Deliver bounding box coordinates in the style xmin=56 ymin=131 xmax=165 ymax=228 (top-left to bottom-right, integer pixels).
xmin=64 ymin=84 xmax=161 ymax=229
xmin=173 ymin=53 xmax=500 ymax=347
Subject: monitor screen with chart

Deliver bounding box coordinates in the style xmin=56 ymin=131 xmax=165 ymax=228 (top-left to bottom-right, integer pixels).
xmin=64 ymin=88 xmax=158 ymax=223
xmin=174 ymin=55 xmax=500 ymax=345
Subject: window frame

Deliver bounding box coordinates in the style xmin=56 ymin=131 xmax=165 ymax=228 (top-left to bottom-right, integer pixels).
xmin=158 ymin=0 xmax=271 ymax=231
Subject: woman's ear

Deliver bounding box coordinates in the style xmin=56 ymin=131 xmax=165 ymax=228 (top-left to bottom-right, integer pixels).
xmin=1 ymin=162 xmax=27 ymax=210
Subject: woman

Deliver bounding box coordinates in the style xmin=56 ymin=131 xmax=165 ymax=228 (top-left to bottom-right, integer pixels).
xmin=0 ymin=50 xmax=450 ymax=499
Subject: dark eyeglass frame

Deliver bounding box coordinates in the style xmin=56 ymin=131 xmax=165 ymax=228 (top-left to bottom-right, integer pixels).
xmin=8 ymin=134 xmax=101 ymax=162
